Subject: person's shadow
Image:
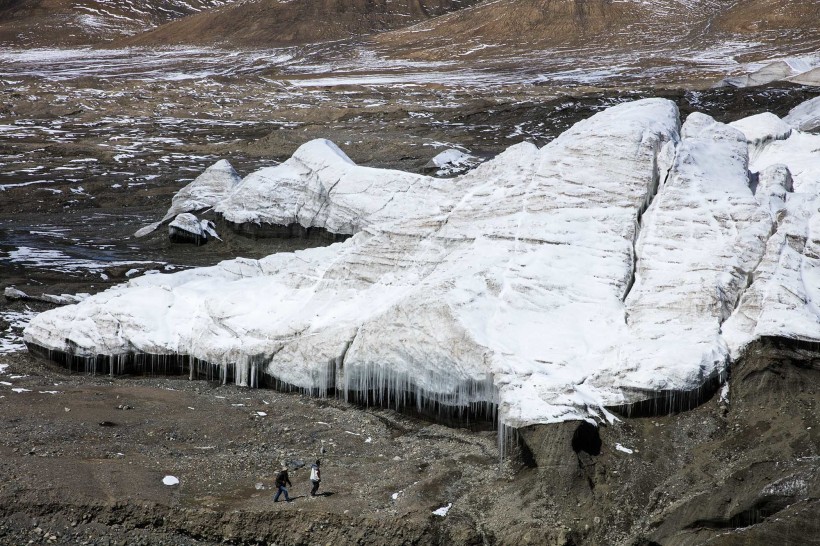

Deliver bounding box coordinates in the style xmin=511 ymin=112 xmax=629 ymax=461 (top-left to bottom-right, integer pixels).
xmin=313 ymin=491 xmax=335 ymax=497
xmin=274 ymin=494 xmax=305 ymax=502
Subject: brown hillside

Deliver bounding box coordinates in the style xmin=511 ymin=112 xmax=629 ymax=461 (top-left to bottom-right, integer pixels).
xmin=371 ymin=0 xmax=712 ymax=60
xmin=0 ymin=0 xmax=239 ymax=47
xmin=124 ymin=0 xmax=481 ymax=48
xmin=717 ymin=0 xmax=820 ymax=33
xmin=373 ymin=0 xmax=820 ymax=61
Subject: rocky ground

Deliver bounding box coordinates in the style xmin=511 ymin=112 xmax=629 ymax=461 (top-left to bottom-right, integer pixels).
xmin=1 ymin=46 xmax=820 ymax=544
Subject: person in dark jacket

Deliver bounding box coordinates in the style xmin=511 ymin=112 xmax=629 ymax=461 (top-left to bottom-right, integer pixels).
xmin=274 ymin=467 xmax=292 ymax=502
xmin=309 ymin=460 xmax=321 ymax=497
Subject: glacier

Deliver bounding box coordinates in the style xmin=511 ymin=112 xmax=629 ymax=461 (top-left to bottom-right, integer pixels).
xmin=23 ymin=98 xmax=820 ymax=430
xmin=134 ymin=159 xmax=241 ymax=237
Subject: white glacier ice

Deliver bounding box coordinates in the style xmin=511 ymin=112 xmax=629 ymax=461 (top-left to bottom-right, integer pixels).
xmin=729 ymin=113 xmax=792 ymax=147
xmin=721 ymin=109 xmax=820 ymax=358
xmin=23 ymin=98 xmax=820 ymax=431
xmin=433 ymin=503 xmax=452 ymax=516
xmin=214 ymin=138 xmax=450 ymax=235
xmin=135 ymin=159 xmax=241 ymax=237
xmin=425 ymin=148 xmax=482 ymax=176
xmin=605 ymin=113 xmax=771 ymax=396
xmin=783 ymin=96 xmax=820 ymax=132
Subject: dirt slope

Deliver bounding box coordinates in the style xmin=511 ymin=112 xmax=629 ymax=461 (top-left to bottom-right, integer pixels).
xmin=372 ymin=0 xmax=820 ymax=61
xmin=377 ymin=0 xmax=655 ymax=57
xmin=0 ymin=0 xmax=238 ymax=46
xmin=124 ymin=0 xmax=481 ymax=48
xmin=717 ymin=0 xmax=820 ymax=34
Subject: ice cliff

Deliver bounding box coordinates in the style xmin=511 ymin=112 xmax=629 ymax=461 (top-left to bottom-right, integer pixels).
xmin=24 ymin=98 xmax=820 ymax=429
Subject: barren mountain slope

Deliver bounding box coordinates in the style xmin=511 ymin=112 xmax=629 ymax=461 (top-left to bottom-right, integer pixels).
xmin=125 ymin=0 xmax=481 ymax=48
xmin=717 ymin=0 xmax=820 ymax=34
xmin=373 ymin=0 xmax=718 ymax=59
xmin=715 ymin=0 xmax=820 ymax=58
xmin=0 ymin=0 xmax=238 ymax=46
xmin=373 ymin=0 xmax=820 ymax=64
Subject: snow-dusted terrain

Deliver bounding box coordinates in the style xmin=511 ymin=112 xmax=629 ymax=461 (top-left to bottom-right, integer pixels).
xmin=24 ymin=98 xmax=820 ymax=429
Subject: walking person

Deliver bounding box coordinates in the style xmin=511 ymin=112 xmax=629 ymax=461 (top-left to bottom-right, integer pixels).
xmin=274 ymin=467 xmax=292 ymax=502
xmin=309 ymin=460 xmax=321 ymax=497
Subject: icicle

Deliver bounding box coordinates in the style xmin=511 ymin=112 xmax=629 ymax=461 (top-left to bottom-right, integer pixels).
xmin=497 ymin=417 xmax=515 ymax=466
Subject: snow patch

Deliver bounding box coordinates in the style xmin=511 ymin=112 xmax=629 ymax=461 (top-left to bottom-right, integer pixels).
xmin=432 ymin=503 xmax=452 ymax=516
xmin=615 ymin=443 xmax=633 ymax=454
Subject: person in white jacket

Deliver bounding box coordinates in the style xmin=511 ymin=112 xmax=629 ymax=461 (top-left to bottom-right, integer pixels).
xmin=309 ymin=460 xmax=321 ymax=497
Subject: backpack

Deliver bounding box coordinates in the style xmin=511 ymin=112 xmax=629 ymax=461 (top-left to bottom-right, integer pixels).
xmin=310 ymin=466 xmax=320 ymax=482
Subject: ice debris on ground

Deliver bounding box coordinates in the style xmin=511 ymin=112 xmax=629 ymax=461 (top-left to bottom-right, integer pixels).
xmin=162 ymin=475 xmax=180 ymax=486
xmin=213 ymin=138 xmax=443 ymax=234
xmin=23 ymin=97 xmax=820 ymax=430
xmin=4 ymin=286 xmax=90 ymax=306
xmin=168 ymin=213 xmax=220 ymax=245
xmin=615 ymin=443 xmax=633 ymax=455
xmin=424 ymin=148 xmax=482 ymax=176
xmin=1 ymin=309 xmax=40 ymax=354
xmin=433 ymin=503 xmax=452 ymax=516
xmin=719 ymin=383 xmax=729 ymax=405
